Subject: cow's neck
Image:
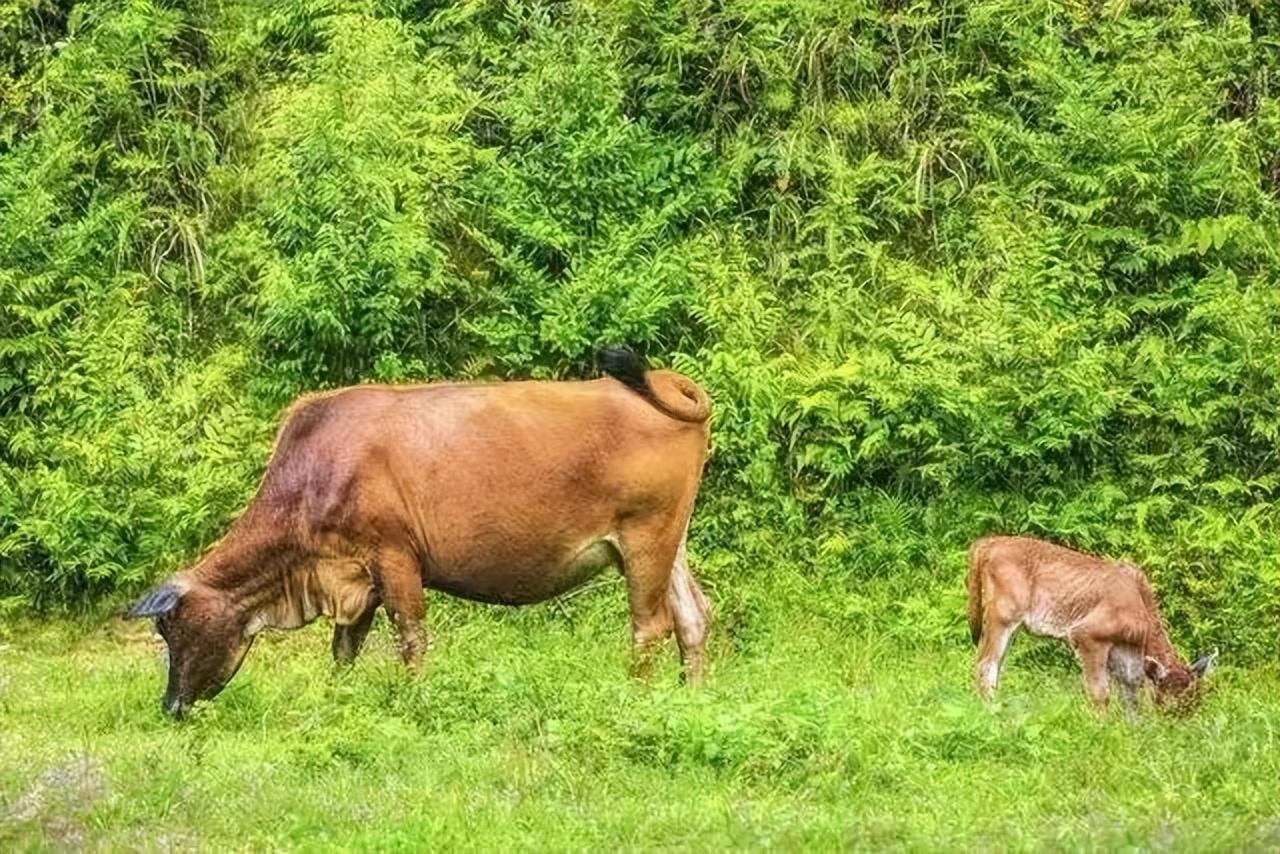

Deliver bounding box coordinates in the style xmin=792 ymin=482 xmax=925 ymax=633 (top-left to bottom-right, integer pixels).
xmin=183 ymin=537 xmax=328 ymax=635
xmin=239 ymin=556 xmax=374 ymax=636
xmin=1142 ymin=619 xmax=1184 ymax=668
xmin=246 ymin=563 xmax=327 ymax=634
xmin=1130 ymin=566 xmax=1185 ymax=668
xmin=183 ymin=514 xmax=376 ymax=635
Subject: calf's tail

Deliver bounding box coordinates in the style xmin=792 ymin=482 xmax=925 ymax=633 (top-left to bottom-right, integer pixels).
xmin=966 ymin=541 xmax=985 ymax=646
xmin=598 ymin=346 xmax=710 ymax=424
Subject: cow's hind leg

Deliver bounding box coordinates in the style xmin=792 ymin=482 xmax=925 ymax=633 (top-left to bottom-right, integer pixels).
xmin=974 ymin=617 xmax=1017 ymax=700
xmin=668 ymin=536 xmax=709 ymax=685
xmin=375 ymin=551 xmax=427 ymax=674
xmin=619 ymin=523 xmax=683 ymax=680
xmin=332 ymin=602 xmax=379 ymax=666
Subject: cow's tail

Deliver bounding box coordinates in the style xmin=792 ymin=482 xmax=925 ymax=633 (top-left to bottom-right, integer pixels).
xmin=966 ymin=539 xmax=987 ymax=646
xmin=597 ymin=346 xmax=710 ymax=424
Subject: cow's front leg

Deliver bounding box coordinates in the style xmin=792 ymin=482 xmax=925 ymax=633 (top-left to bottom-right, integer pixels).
xmin=1117 ymin=679 xmax=1139 ymax=722
xmin=332 ymin=602 xmax=379 ymax=666
xmin=1109 ymin=646 xmax=1144 ymax=722
xmin=376 ymin=551 xmax=427 ymax=674
xmin=1073 ymin=636 xmax=1112 ymax=713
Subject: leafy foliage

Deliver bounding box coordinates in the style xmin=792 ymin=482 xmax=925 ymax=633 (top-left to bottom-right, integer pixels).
xmin=2 ymin=0 xmax=1278 ymax=659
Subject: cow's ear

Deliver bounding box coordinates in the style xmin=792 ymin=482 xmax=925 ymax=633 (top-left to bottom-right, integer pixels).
xmin=1144 ymin=656 xmax=1167 ymax=682
xmin=125 ymin=582 xmax=183 ymax=619
xmin=1191 ymin=649 xmax=1218 ymax=678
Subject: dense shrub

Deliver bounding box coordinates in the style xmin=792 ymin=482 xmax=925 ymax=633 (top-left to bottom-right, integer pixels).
xmin=2 ymin=0 xmax=1277 ymax=658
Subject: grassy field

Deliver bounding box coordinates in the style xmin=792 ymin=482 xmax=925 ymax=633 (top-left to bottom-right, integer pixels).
xmin=1 ymin=574 xmax=1277 ymax=854
xmin=4 ymin=2 xmax=1279 ymax=851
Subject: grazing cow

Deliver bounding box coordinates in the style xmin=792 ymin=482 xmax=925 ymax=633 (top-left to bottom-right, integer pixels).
xmin=966 ymin=535 xmax=1215 ymax=713
xmin=125 ymin=348 xmax=712 ymax=717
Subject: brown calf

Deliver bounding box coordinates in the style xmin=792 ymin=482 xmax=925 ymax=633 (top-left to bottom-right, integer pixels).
xmin=126 ymin=348 xmax=711 ymax=717
xmin=966 ymin=535 xmax=1215 ymax=713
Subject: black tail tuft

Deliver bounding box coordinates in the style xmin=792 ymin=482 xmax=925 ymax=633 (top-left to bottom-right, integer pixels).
xmin=597 ymin=346 xmax=648 ymax=393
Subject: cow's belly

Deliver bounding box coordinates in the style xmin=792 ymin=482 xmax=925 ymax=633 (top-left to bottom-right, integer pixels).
xmin=1023 ymin=588 xmax=1081 ymax=639
xmin=1023 ymin=611 xmax=1071 ymax=639
xmin=423 ymin=537 xmax=622 ymax=605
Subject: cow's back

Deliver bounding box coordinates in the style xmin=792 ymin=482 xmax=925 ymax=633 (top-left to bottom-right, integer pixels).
xmin=255 ymin=377 xmax=708 ymax=602
xmin=973 ymin=536 xmax=1150 ymax=640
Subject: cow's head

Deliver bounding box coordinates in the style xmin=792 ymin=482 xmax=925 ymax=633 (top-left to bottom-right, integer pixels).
xmin=1145 ymin=651 xmax=1217 ymax=712
xmin=125 ymin=580 xmax=254 ymax=718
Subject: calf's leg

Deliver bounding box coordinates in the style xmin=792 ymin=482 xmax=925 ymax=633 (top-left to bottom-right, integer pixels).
xmin=1108 ymin=645 xmax=1144 ymax=721
xmin=1073 ymin=636 xmax=1112 ymax=711
xmin=974 ymin=618 xmax=1017 ymax=700
xmin=668 ymin=537 xmax=710 ymax=685
xmin=1117 ymin=680 xmax=1139 ymax=721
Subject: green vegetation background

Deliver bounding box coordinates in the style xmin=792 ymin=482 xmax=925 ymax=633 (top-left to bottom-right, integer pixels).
xmin=3 ymin=0 xmax=1279 ymax=665
xmin=3 ymin=2 xmax=1280 ymax=851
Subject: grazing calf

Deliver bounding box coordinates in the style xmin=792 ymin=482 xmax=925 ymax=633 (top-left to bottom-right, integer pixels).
xmin=966 ymin=536 xmax=1215 ymax=713
xmin=125 ymin=348 xmax=712 ymax=717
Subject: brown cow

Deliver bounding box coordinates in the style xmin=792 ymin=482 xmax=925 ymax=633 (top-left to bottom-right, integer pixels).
xmin=125 ymin=348 xmax=712 ymax=717
xmin=966 ymin=535 xmax=1215 ymax=713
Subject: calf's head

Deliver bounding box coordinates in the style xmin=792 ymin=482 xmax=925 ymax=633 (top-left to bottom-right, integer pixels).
xmin=1145 ymin=651 xmax=1217 ymax=712
xmin=125 ymin=580 xmax=254 ymax=718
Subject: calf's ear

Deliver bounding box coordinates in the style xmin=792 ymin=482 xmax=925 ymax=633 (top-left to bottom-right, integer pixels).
xmin=125 ymin=582 xmax=183 ymax=619
xmin=1144 ymin=656 xmax=1167 ymax=681
xmin=1191 ymin=649 xmax=1218 ymax=678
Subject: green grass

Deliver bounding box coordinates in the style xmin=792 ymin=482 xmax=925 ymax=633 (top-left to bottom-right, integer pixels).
xmin=2 ymin=576 xmax=1278 ymax=853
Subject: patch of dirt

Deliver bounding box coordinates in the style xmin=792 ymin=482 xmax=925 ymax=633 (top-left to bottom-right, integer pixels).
xmin=120 ymin=828 xmax=201 ymax=852
xmin=2 ymin=754 xmax=108 ymax=849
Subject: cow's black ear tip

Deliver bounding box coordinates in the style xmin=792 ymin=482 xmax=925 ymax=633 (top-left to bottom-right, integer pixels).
xmin=125 ymin=582 xmax=182 ymax=619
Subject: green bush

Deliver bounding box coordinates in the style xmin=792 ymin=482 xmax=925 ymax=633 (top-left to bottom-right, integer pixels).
xmin=2 ymin=0 xmax=1277 ymax=659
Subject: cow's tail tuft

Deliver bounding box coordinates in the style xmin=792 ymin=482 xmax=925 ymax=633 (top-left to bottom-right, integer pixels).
xmin=597 ymin=346 xmax=710 ymax=424
xmin=597 ymin=346 xmax=649 ymax=394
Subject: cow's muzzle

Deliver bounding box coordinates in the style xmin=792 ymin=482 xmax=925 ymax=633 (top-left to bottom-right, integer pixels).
xmin=163 ymin=696 xmax=189 ymax=719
